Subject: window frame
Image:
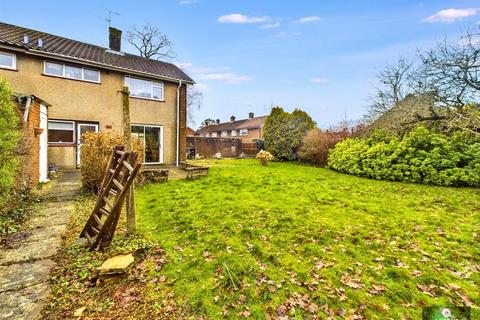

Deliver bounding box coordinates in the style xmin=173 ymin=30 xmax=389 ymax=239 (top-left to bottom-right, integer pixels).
xmin=211 ymin=132 xmax=218 ymax=138
xmin=239 ymin=128 xmax=249 ymax=136
xmin=0 ymin=51 xmax=16 ymax=70
xmin=43 ymin=61 xmax=101 ymax=83
xmin=231 ymin=129 xmax=237 ymax=137
xmin=124 ymin=76 xmax=165 ymax=101
xmin=47 ymin=120 xmax=75 ymax=145
xmin=221 ymin=131 xmax=228 ymax=137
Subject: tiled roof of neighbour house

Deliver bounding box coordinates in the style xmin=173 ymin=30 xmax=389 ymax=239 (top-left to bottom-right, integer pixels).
xmin=0 ymin=22 xmax=194 ymax=83
xmin=199 ymin=116 xmax=268 ymax=133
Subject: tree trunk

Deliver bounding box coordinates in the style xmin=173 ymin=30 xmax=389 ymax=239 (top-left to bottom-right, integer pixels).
xmin=121 ymin=86 xmax=136 ymax=234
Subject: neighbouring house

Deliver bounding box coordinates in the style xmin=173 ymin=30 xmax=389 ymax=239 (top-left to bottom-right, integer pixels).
xmin=185 ymin=126 xmax=196 ymax=137
xmin=0 ymin=21 xmax=193 ymax=171
xmin=197 ymin=112 xmax=267 ymax=143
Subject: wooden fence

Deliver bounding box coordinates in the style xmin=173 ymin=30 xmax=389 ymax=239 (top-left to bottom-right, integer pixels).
xmin=186 ymin=137 xmax=260 ymax=158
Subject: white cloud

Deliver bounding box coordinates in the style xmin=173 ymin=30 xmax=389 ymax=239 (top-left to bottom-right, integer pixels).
xmin=198 ymin=73 xmax=252 ymax=84
xmin=311 ymin=77 xmax=330 ymax=84
xmin=297 ymin=16 xmax=322 ymax=23
xmin=193 ymin=83 xmax=210 ymax=91
xmin=259 ymin=22 xmax=281 ymax=29
xmin=218 ymin=13 xmax=269 ymax=24
xmin=423 ymin=8 xmax=478 ymax=23
xmin=179 ymin=0 xmax=198 ymax=4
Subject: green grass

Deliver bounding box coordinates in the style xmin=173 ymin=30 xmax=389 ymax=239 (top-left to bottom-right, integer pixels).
xmin=137 ymin=159 xmax=480 ymax=319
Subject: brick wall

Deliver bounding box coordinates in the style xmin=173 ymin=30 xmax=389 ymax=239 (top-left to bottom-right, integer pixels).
xmin=15 ymin=98 xmax=42 ymax=187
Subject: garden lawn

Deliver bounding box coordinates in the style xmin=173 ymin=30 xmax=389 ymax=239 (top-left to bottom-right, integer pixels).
xmin=137 ymin=159 xmax=479 ymax=319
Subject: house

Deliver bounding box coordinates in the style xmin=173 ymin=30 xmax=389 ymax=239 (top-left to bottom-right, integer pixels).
xmin=0 ymin=21 xmax=193 ymax=171
xmin=197 ymin=112 xmax=267 ymax=143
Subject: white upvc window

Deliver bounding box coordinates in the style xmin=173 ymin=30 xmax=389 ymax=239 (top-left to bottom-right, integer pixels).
xmin=239 ymin=128 xmax=249 ymax=136
xmin=231 ymin=129 xmax=237 ymax=137
xmin=211 ymin=132 xmax=217 ymax=138
xmin=48 ymin=120 xmax=75 ymax=144
xmin=124 ymin=76 xmax=164 ymax=101
xmin=221 ymin=131 xmax=228 ymax=137
xmin=0 ymin=51 xmax=16 ymax=70
xmin=44 ymin=61 xmax=100 ymax=83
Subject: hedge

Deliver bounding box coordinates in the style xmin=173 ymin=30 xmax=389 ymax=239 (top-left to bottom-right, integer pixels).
xmin=328 ymin=126 xmax=480 ymax=187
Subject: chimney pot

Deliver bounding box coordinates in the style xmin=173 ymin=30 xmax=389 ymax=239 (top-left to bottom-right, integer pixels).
xmin=109 ymin=27 xmax=122 ymax=52
xmin=230 ymin=116 xmax=236 ymax=122
xmin=216 ymin=119 xmax=220 ymax=124
xmin=249 ymin=112 xmax=254 ymax=119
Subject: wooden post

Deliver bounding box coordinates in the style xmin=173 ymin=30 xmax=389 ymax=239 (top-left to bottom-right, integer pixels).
xmin=121 ymin=86 xmax=136 ymax=234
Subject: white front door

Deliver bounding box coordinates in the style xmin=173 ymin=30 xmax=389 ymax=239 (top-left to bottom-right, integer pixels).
xmin=77 ymin=123 xmax=99 ymax=167
xmin=39 ymin=105 xmax=48 ymax=182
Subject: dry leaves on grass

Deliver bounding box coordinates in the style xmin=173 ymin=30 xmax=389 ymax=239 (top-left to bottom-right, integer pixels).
xmin=340 ymin=272 xmax=364 ymax=289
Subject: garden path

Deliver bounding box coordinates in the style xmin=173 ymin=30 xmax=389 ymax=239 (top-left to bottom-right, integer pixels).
xmin=0 ymin=171 xmax=81 ymax=320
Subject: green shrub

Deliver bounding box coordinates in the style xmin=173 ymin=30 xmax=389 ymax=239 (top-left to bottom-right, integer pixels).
xmin=0 ymin=78 xmax=20 ymax=210
xmin=328 ymin=126 xmax=480 ymax=187
xmin=80 ymin=131 xmax=144 ymax=193
xmin=264 ymin=107 xmax=315 ymax=161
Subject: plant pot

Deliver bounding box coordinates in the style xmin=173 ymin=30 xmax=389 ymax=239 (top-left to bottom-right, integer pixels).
xmin=34 ymin=127 xmax=44 ymax=136
xmin=260 ymin=158 xmax=269 ymax=166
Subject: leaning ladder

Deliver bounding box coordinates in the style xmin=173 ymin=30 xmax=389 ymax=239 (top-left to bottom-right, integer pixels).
xmin=79 ymin=147 xmax=142 ymax=250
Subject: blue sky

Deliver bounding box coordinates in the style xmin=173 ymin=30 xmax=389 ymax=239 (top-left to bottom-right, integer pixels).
xmin=1 ymin=0 xmax=480 ymax=128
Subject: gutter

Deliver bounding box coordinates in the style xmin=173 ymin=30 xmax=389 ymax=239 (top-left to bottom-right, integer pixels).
xmin=176 ymin=80 xmax=183 ymax=166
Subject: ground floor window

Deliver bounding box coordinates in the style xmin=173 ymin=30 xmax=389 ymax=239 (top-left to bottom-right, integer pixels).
xmin=131 ymin=125 xmax=163 ymax=164
xmin=48 ymin=120 xmax=75 ymax=144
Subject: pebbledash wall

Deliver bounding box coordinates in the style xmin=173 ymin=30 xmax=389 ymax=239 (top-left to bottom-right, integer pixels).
xmin=0 ymin=52 xmax=186 ymax=168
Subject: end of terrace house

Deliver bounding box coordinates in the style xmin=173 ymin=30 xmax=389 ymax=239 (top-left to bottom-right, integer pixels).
xmin=0 ymin=21 xmax=194 ymax=181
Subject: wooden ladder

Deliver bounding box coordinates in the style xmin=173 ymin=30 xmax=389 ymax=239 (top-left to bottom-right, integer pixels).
xmin=79 ymin=147 xmax=142 ymax=250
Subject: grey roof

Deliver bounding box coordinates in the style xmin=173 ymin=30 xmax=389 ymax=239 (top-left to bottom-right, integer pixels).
xmin=0 ymin=22 xmax=193 ymax=83
xmin=199 ymin=116 xmax=268 ymax=133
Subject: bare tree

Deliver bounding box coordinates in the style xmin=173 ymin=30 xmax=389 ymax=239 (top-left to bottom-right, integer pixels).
xmin=126 ymin=23 xmax=176 ymax=59
xmin=418 ymin=30 xmax=480 ymax=110
xmin=366 ymin=57 xmax=413 ymax=121
xmin=187 ymin=86 xmax=203 ymax=127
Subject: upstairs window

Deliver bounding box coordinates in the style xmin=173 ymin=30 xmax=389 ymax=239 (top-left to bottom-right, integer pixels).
xmin=125 ymin=76 xmax=164 ymax=101
xmin=0 ymin=51 xmax=16 ymax=70
xmin=221 ymin=131 xmax=228 ymax=137
xmin=44 ymin=61 xmax=100 ymax=83
xmin=239 ymin=129 xmax=249 ymax=136
xmin=48 ymin=120 xmax=74 ymax=144
xmin=211 ymin=132 xmax=217 ymax=138
xmin=231 ymin=129 xmax=237 ymax=137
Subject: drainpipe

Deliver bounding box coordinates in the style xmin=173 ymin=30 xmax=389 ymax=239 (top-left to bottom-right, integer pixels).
xmin=23 ymin=96 xmax=32 ymax=122
xmin=176 ymin=80 xmax=183 ymax=166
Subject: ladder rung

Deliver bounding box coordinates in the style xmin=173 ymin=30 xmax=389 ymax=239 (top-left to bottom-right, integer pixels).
xmin=84 ymin=231 xmax=93 ymax=244
xmin=112 ymin=179 xmax=124 ymax=191
xmin=109 ymin=168 xmax=115 ymax=174
xmin=93 ymin=214 xmax=103 ymax=227
xmin=123 ymin=161 xmax=134 ymax=173
xmin=90 ymin=226 xmax=99 ymax=235
xmin=99 ymin=207 xmax=110 ymax=217
xmin=109 ymin=189 xmax=118 ymax=196
xmin=103 ymin=196 xmax=113 ymax=209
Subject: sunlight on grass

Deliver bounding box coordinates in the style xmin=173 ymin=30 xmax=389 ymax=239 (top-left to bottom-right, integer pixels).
xmin=137 ymin=159 xmax=480 ymax=319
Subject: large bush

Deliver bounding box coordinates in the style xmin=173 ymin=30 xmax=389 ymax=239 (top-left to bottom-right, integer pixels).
xmin=328 ymin=126 xmax=480 ymax=187
xmin=299 ymin=128 xmax=353 ymax=166
xmin=0 ymin=79 xmax=20 ymax=210
xmin=80 ymin=131 xmax=144 ymax=193
xmin=263 ymin=107 xmax=315 ymax=161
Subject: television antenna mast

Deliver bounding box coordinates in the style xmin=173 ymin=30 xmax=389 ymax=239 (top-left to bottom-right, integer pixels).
xmin=105 ymin=10 xmax=120 ymax=27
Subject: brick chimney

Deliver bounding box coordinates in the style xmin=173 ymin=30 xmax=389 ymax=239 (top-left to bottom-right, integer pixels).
xmin=230 ymin=116 xmax=236 ymax=122
xmin=249 ymin=112 xmax=254 ymax=119
xmin=109 ymin=27 xmax=122 ymax=52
